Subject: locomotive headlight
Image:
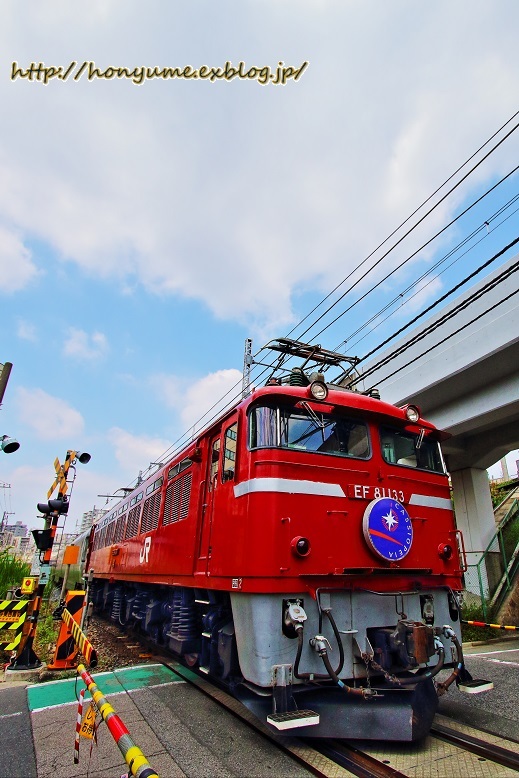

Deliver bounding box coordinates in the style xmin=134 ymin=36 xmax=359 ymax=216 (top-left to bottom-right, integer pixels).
xmin=404 ymin=405 xmax=421 ymax=422
xmin=291 ymin=536 xmax=311 ymax=557
xmin=438 ymin=543 xmax=453 ymax=560
xmin=308 ymin=381 xmax=328 ymax=401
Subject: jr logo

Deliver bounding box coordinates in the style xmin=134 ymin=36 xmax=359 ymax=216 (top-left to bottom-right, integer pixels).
xmin=139 ymin=536 xmax=151 ymax=564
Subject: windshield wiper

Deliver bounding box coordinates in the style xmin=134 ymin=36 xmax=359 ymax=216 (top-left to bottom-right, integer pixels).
xmin=300 ymin=401 xmax=325 ymax=429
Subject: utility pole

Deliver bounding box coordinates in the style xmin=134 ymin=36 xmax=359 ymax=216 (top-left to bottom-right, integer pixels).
xmin=0 ymin=482 xmax=13 ymax=536
xmin=242 ymin=338 xmax=253 ymax=398
xmin=1 ymin=510 xmax=15 ymax=534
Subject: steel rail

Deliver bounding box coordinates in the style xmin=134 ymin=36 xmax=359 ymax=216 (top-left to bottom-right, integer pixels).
xmin=430 ymin=722 xmax=519 ymax=772
xmin=313 ymin=740 xmax=408 ymax=778
xmin=158 ymin=660 xmax=350 ymax=778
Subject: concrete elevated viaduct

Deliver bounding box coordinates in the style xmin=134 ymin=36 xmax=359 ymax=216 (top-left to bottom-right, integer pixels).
xmin=360 ymin=252 xmax=519 ymax=563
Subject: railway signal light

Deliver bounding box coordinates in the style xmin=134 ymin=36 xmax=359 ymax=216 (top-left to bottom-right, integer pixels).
xmin=31 ymin=528 xmax=53 ymax=551
xmin=36 ymin=497 xmax=70 ymax=515
xmin=0 ymin=434 xmax=20 ymax=453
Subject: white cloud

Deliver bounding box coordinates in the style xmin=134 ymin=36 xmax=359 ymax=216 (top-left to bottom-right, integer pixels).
xmin=63 ymin=328 xmax=109 ymax=360
xmin=108 ymin=426 xmax=171 ymax=479
xmin=4 ymin=463 xmax=117 ymax=533
xmin=17 ymin=319 xmax=38 ymax=341
xmin=1 ymin=3 xmax=518 ymax=332
xmin=153 ymin=368 xmax=243 ymax=433
xmin=15 ymin=387 xmax=85 ymax=439
xmin=401 ymin=274 xmax=444 ymax=314
xmin=0 ymin=226 xmax=39 ymax=293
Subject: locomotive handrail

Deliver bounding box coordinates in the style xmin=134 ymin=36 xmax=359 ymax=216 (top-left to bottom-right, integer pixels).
xmin=452 ymin=529 xmax=468 ymax=572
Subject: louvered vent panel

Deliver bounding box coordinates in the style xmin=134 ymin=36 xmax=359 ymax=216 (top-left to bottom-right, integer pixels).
xmin=125 ymin=505 xmax=141 ymax=539
xmin=114 ymin=516 xmax=125 ymax=542
xmin=149 ymin=491 xmax=161 ymax=530
xmin=141 ymin=492 xmax=161 ymax=533
xmin=141 ymin=497 xmax=151 ymax=534
xmin=163 ymin=482 xmax=174 ymax=525
xmin=179 ymin=472 xmax=192 ymax=519
xmin=105 ymin=523 xmax=115 ymax=547
xmin=163 ymin=472 xmax=192 ymax=524
xmin=172 ymin=480 xmax=181 ymax=520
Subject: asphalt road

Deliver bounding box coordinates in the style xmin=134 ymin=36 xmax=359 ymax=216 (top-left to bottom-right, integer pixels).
xmin=437 ymin=637 xmax=519 ymax=741
xmin=1 ymin=638 xmax=518 ymax=778
xmin=0 ymin=684 xmax=37 ymax=778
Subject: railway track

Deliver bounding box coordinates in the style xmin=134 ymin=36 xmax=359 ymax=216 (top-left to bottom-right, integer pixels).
xmin=430 ymin=720 xmax=519 ymax=773
xmin=159 ymin=660 xmax=519 ymax=777
xmin=88 ymin=617 xmax=519 ymax=777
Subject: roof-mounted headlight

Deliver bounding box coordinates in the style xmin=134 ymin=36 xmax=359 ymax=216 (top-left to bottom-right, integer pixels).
xmin=403 ymin=405 xmax=421 ymax=422
xmin=308 ymin=381 xmax=328 ymax=401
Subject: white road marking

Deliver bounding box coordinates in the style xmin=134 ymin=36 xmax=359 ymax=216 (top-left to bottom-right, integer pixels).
xmin=469 ymin=647 xmax=519 ymax=656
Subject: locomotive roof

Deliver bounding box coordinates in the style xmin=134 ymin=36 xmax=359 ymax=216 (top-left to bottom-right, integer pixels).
xmin=94 ymin=338 xmax=446 ymax=528
xmin=94 ymin=381 xmax=443 ymax=530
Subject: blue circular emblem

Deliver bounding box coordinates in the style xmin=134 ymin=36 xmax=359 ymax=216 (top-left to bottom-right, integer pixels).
xmin=362 ymin=498 xmax=413 ymax=561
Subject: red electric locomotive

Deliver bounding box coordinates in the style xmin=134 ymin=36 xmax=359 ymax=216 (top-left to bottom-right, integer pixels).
xmin=87 ymin=338 xmax=487 ymax=741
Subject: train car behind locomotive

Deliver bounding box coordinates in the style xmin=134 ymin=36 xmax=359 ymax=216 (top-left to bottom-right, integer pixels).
xmin=87 ymin=338 xmax=491 ymax=740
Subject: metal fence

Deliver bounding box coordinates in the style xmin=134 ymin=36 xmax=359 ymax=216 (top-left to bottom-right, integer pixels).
xmin=464 ymin=498 xmax=519 ymax=621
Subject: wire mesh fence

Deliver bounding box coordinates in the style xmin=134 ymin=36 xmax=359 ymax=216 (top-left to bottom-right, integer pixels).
xmin=463 ymin=499 xmax=519 ymax=620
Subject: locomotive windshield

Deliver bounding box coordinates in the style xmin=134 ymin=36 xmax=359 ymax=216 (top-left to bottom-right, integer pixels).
xmin=249 ymin=404 xmax=370 ymax=459
xmin=380 ymin=426 xmax=445 ymax=473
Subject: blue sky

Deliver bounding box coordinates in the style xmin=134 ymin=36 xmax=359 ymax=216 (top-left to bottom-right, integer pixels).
xmin=0 ymin=1 xmax=518 ymax=531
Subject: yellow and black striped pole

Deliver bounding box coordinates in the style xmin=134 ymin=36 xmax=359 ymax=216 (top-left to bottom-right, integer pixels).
xmin=77 ymin=664 xmax=159 ymax=778
xmin=462 ymin=619 xmax=519 ymax=631
xmin=48 ymin=604 xmax=98 ymax=669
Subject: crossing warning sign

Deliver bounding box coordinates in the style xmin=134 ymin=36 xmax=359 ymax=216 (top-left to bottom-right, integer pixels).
xmin=20 ymin=577 xmax=37 ymax=594
xmin=0 ymin=599 xmax=29 ymax=651
xmin=80 ymin=704 xmax=97 ymax=739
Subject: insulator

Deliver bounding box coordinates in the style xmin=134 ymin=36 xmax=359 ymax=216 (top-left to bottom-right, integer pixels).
xmin=289 ymin=368 xmax=307 ymax=386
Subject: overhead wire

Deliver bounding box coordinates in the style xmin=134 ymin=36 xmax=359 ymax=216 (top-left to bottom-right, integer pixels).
xmin=294 ymin=121 xmax=519 ymax=343
xmin=112 ymin=110 xmax=519 ymax=495
xmin=306 ymin=161 xmax=519 ymax=343
xmin=353 ymin=251 xmax=519 ymax=390
xmin=361 ymin=281 xmax=519 ymax=396
xmin=347 ymin=204 xmax=519 ymax=354
xmin=285 ymin=108 xmax=519 ymax=340
xmin=352 ymin=234 xmax=519 ymax=368
xmin=336 ymin=192 xmax=519 ymax=352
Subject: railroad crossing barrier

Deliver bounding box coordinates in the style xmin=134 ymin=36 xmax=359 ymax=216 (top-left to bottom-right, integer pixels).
xmin=0 ymin=598 xmax=29 ymax=652
xmin=462 ymin=619 xmax=519 ymax=631
xmin=49 ymin=593 xmax=98 ymax=670
xmin=77 ymin=663 xmax=159 ymax=778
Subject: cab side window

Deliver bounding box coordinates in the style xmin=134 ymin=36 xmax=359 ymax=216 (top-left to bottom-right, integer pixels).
xmin=222 ymin=422 xmax=238 ymax=482
xmin=209 ymin=438 xmax=221 ymax=490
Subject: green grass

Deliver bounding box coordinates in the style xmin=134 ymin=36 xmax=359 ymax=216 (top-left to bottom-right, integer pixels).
xmin=461 ymin=601 xmax=498 ymax=642
xmin=0 ymin=548 xmax=30 ymax=599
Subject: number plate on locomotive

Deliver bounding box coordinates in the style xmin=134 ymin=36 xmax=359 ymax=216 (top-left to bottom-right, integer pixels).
xmin=348 ymin=484 xmax=407 ymax=503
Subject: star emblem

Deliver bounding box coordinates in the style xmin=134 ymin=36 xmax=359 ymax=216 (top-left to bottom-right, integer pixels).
xmin=382 ymin=510 xmax=399 ymax=532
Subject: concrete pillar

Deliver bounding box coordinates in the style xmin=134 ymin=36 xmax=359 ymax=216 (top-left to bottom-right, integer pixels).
xmin=450 ymin=467 xmax=496 ymax=566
